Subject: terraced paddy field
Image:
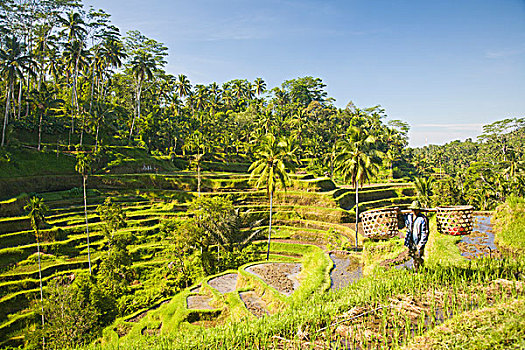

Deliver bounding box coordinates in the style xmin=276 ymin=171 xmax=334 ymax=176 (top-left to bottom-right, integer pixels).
xmin=17 ymin=169 xmax=524 ymax=350
xmin=0 ymin=169 xmax=419 ymax=348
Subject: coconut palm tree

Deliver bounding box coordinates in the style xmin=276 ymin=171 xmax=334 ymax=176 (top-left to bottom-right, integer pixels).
xmin=254 ymin=77 xmax=266 ymax=97
xmin=0 ymin=36 xmax=36 ymax=146
xmin=62 ymin=39 xmax=89 ymax=146
xmin=58 ymin=12 xmax=87 ymax=43
xmin=28 ymin=84 xmax=64 ymax=150
xmin=249 ymin=134 xmax=297 ymax=260
xmin=76 ymin=153 xmax=93 ymax=274
xmin=335 ymin=126 xmax=382 ymax=250
xmin=129 ymin=51 xmax=156 ymax=140
xmin=414 ymin=177 xmax=434 ymax=207
xmin=183 ymin=130 xmax=206 ymax=195
xmin=24 ymin=196 xmax=49 ymax=347
xmin=176 ymin=74 xmax=192 ymax=99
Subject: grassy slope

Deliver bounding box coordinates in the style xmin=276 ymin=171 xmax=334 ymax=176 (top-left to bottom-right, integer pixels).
xmin=493 ymin=197 xmax=525 ymax=254
xmin=406 ymin=298 xmax=525 ymax=350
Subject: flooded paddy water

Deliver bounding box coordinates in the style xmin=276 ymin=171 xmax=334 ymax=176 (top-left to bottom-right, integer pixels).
xmin=208 ymin=273 xmax=238 ymax=294
xmin=329 ymin=252 xmax=363 ymax=290
xmin=458 ymin=215 xmax=500 ymax=259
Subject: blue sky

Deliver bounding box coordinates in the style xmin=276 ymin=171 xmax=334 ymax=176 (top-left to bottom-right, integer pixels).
xmin=83 ymin=0 xmax=525 ymax=146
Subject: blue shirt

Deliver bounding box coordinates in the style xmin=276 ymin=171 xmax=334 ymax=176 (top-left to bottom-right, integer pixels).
xmin=404 ymin=213 xmax=429 ymax=249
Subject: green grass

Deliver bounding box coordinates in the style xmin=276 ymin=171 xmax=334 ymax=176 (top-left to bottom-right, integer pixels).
xmin=493 ymin=196 xmax=525 ymax=254
xmin=83 ymin=257 xmax=525 ymax=350
xmin=0 ymin=148 xmax=76 ymax=179
xmin=406 ymin=297 xmax=525 ymax=350
xmin=425 ymin=215 xmax=465 ymax=267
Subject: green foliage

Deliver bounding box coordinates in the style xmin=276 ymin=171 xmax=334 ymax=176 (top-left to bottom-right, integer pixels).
xmin=26 ymin=273 xmax=115 ymax=349
xmin=408 ymin=298 xmax=525 ymax=349
xmin=493 ymin=196 xmax=525 ymax=254
xmin=249 ymin=133 xmax=298 ymax=196
xmin=405 ymin=118 xmax=525 ymax=210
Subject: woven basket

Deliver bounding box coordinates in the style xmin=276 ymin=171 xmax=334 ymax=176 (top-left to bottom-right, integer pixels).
xmin=361 ymin=207 xmax=399 ymax=240
xmin=436 ymin=206 xmax=474 ymax=235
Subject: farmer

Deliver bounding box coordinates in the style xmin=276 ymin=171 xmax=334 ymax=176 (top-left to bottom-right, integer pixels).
xmin=398 ymin=200 xmax=429 ymax=270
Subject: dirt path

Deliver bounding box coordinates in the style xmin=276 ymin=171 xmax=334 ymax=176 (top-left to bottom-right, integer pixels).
xmin=246 ymin=263 xmax=301 ymax=296
xmin=208 ymin=273 xmax=238 ymax=294
xmin=329 ymin=252 xmax=363 ymax=290
xmin=239 ymin=291 xmax=269 ymax=317
xmin=458 ymin=215 xmax=501 ymax=259
xmin=187 ymin=295 xmax=215 ymax=310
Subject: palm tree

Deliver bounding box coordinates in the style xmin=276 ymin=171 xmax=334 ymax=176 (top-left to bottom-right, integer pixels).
xmin=76 ymin=153 xmax=93 ymax=274
xmin=28 ymin=84 xmax=64 ymax=150
xmin=249 ymin=134 xmax=297 ymax=260
xmin=24 ymin=197 xmax=49 ymax=348
xmin=129 ymin=51 xmax=156 ymax=140
xmin=63 ymin=40 xmax=89 ymax=146
xmin=183 ymin=131 xmax=206 ymax=195
xmin=254 ymin=77 xmax=266 ymax=97
xmin=59 ymin=12 xmax=87 ymax=146
xmin=176 ymin=74 xmax=192 ymax=99
xmin=335 ymin=127 xmax=382 ymax=250
xmin=414 ymin=177 xmax=434 ymax=207
xmin=0 ymin=36 xmax=36 ymax=146
xmin=58 ymin=12 xmax=87 ymax=43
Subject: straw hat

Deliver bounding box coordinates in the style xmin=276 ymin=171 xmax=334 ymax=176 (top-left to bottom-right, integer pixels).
xmin=408 ymin=200 xmax=422 ymax=210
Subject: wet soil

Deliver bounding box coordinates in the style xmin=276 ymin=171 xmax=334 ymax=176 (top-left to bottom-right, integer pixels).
xmin=190 ymin=320 xmax=218 ymax=328
xmin=208 ymin=273 xmax=238 ymax=294
xmin=187 ymin=295 xmax=215 ymax=310
xmin=239 ymin=291 xmax=269 ymax=317
xmin=329 ymin=252 xmax=363 ymax=290
xmin=378 ymin=250 xmax=412 ymax=270
xmin=189 ymin=285 xmax=201 ymax=293
xmin=458 ymin=215 xmax=501 ymax=259
xmin=126 ymin=300 xmax=170 ymax=323
xmin=246 ymin=262 xmax=301 ymax=296
xmin=114 ymin=324 xmax=132 ymax=338
xmin=141 ymin=323 xmax=162 ymax=336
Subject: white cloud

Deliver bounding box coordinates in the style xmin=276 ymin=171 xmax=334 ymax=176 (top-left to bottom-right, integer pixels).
xmin=485 ymin=47 xmax=525 ymax=59
xmin=409 ymin=123 xmax=484 ymax=147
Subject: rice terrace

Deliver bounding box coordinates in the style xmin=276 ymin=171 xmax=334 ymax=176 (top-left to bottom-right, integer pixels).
xmin=0 ymin=1 xmax=524 ymax=349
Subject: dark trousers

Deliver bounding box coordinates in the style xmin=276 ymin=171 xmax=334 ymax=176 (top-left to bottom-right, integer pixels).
xmin=409 ymin=247 xmax=425 ymax=270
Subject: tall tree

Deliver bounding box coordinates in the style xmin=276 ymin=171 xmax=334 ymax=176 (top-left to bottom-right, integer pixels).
xmin=336 ymin=127 xmax=382 ymax=250
xmin=28 ymin=84 xmax=64 ymax=150
xmin=129 ymin=51 xmax=155 ymax=140
xmin=0 ymin=36 xmax=36 ymax=146
xmin=24 ymin=196 xmax=49 ymax=349
xmin=249 ymin=134 xmax=297 ymax=260
xmin=76 ymin=153 xmax=93 ymax=274
xmin=254 ymin=77 xmax=266 ymax=97
xmin=59 ymin=12 xmax=87 ymax=146
xmin=176 ymin=74 xmax=192 ymax=99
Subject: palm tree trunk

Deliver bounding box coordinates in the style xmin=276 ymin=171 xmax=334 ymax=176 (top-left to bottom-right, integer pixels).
xmin=38 ymin=113 xmax=43 ymax=151
xmin=355 ymin=180 xmax=359 ymax=251
xmin=83 ymin=175 xmax=92 ymax=274
xmin=197 ymin=162 xmax=201 ymax=196
xmin=2 ymin=84 xmax=12 ymax=147
xmin=95 ymin=123 xmax=100 ymax=153
xmin=17 ymin=81 xmax=22 ymax=120
xmin=36 ymin=233 xmax=45 ymax=348
xmin=89 ymin=68 xmax=95 ymax=114
xmin=79 ymin=113 xmax=84 ymax=146
xmin=266 ymin=189 xmax=273 ymax=260
xmin=129 ymin=82 xmax=141 ymax=140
